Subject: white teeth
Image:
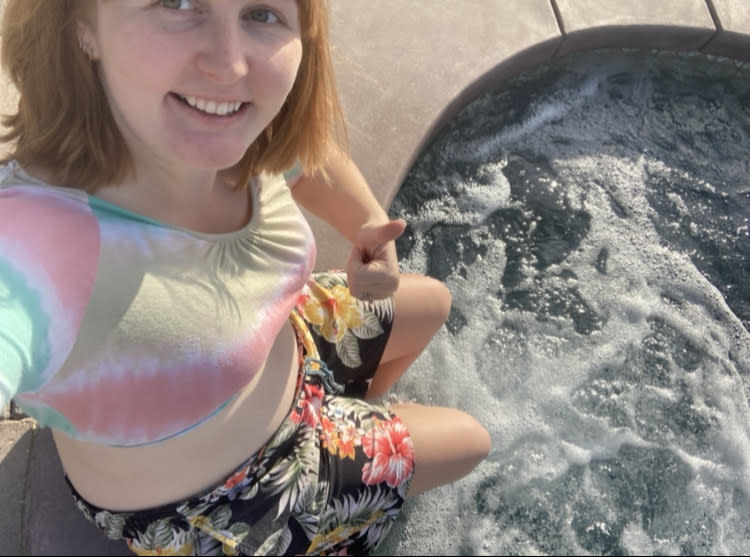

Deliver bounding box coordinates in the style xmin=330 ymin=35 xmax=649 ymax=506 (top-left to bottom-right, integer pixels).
xmin=182 ymin=95 xmax=243 ymax=116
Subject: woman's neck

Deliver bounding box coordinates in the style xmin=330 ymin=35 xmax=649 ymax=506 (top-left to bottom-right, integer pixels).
xmin=22 ymin=161 xmax=252 ymax=234
xmin=101 ymin=169 xmax=251 ymax=234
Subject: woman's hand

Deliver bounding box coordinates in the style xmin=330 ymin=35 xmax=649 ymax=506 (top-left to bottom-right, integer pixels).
xmin=346 ymin=219 xmax=406 ymax=301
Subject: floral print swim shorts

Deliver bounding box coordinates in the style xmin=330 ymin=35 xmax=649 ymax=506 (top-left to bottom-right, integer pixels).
xmin=68 ymin=272 xmax=415 ymax=556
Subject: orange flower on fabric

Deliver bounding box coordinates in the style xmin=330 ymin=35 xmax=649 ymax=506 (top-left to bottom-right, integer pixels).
xmin=320 ymin=415 xmax=358 ymax=460
xmin=361 ymin=419 xmax=415 ymax=488
xmin=222 ymin=469 xmax=248 ymax=491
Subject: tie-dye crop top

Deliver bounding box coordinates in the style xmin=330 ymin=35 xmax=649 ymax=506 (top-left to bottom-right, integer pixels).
xmin=0 ymin=161 xmax=315 ymax=446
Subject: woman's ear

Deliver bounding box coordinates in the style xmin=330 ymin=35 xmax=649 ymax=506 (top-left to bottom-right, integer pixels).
xmin=76 ymin=20 xmax=99 ymax=61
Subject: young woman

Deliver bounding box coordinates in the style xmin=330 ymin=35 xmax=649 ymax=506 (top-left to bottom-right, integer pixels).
xmin=0 ymin=1 xmax=490 ymax=554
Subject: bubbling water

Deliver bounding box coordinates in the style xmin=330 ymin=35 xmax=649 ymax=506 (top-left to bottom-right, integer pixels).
xmin=377 ymin=49 xmax=750 ymax=555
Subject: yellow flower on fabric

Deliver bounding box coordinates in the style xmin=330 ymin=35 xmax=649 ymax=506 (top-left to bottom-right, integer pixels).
xmin=301 ymin=284 xmax=364 ymax=344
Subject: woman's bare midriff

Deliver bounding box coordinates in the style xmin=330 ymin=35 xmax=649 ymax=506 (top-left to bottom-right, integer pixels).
xmin=52 ymin=320 xmax=300 ymax=511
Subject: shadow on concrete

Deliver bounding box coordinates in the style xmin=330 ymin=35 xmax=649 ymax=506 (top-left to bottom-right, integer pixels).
xmin=0 ymin=424 xmax=33 ymax=556
xmin=25 ymin=430 xmax=130 ymax=556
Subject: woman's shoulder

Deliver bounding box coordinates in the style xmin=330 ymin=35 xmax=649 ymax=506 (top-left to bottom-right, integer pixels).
xmin=0 ymin=162 xmax=101 ymax=416
xmin=0 ymin=161 xmax=100 ymax=259
xmin=0 ymin=160 xmax=46 ymax=186
xmin=0 ymin=160 xmax=93 ymax=213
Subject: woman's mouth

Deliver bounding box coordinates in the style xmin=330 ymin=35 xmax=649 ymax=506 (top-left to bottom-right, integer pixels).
xmin=172 ymin=93 xmax=247 ymax=117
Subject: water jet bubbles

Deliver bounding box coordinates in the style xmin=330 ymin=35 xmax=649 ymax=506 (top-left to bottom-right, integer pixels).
xmin=386 ymin=48 xmax=750 ymax=555
xmin=595 ymin=247 xmax=609 ymax=274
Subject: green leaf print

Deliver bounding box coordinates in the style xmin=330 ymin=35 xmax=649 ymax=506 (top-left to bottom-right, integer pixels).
xmin=315 ymin=486 xmax=395 ymax=548
xmin=307 ymin=495 xmax=382 ymax=555
xmin=264 ymin=428 xmax=316 ymax=494
xmin=337 ymin=331 xmax=362 ymax=368
xmin=329 ymin=396 xmax=381 ymax=429
xmin=352 ymin=310 xmax=384 ymax=340
xmin=294 ymin=509 xmax=322 ymax=541
xmin=238 ymin=480 xmax=260 ymax=501
xmin=151 ymin=519 xmax=177 ymax=549
xmin=209 ymin=504 xmax=233 ymax=530
xmin=268 ymin=420 xmax=298 ymax=451
xmin=363 ymin=297 xmax=394 ymax=322
xmin=228 ymin=521 xmax=250 ymax=541
xmin=98 ymin=511 xmax=130 ymax=540
xmin=264 ymin=429 xmax=319 ymax=517
xmin=256 ymin=526 xmax=293 ymax=556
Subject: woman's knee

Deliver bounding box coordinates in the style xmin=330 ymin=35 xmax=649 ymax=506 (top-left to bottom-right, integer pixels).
xmin=398 ymin=274 xmax=452 ymax=328
xmin=454 ymin=408 xmax=491 ymax=464
xmin=423 ymin=275 xmax=452 ymax=324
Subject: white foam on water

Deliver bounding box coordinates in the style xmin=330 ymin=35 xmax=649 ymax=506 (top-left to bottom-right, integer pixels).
xmin=455 ymin=73 xmax=606 ymax=163
xmin=378 ymin=51 xmax=750 ymax=555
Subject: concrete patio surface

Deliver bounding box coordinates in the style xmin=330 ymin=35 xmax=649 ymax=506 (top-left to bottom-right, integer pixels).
xmin=1 ymin=0 xmax=749 ymax=555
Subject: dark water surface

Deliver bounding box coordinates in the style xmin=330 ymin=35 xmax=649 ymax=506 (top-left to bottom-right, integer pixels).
xmin=379 ymin=49 xmax=750 ymax=556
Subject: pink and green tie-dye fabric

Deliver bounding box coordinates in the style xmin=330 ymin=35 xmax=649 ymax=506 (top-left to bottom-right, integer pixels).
xmin=0 ymin=162 xmax=315 ymax=446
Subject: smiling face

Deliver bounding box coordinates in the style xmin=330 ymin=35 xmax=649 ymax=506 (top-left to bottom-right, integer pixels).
xmin=78 ymin=0 xmax=303 ymax=177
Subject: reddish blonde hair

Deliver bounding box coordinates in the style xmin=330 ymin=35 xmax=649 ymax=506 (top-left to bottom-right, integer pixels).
xmin=0 ymin=0 xmax=346 ymax=191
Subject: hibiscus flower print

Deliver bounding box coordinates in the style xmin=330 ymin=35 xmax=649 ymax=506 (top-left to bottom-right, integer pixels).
xmin=361 ymin=418 xmax=415 ymax=488
xmin=290 ymin=382 xmax=325 ymax=429
xmin=299 ymin=283 xmax=363 ymax=344
xmin=297 ymin=276 xmax=388 ymax=369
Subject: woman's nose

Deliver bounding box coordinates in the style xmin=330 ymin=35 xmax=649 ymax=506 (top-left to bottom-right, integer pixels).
xmin=196 ymin=19 xmax=249 ymax=83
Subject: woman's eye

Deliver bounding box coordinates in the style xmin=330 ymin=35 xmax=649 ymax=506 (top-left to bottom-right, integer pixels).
xmin=246 ymin=8 xmax=280 ymax=24
xmin=159 ymin=0 xmax=195 ymax=10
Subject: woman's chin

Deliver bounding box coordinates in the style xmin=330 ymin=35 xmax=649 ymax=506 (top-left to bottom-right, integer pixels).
xmin=178 ymin=149 xmax=248 ymax=173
